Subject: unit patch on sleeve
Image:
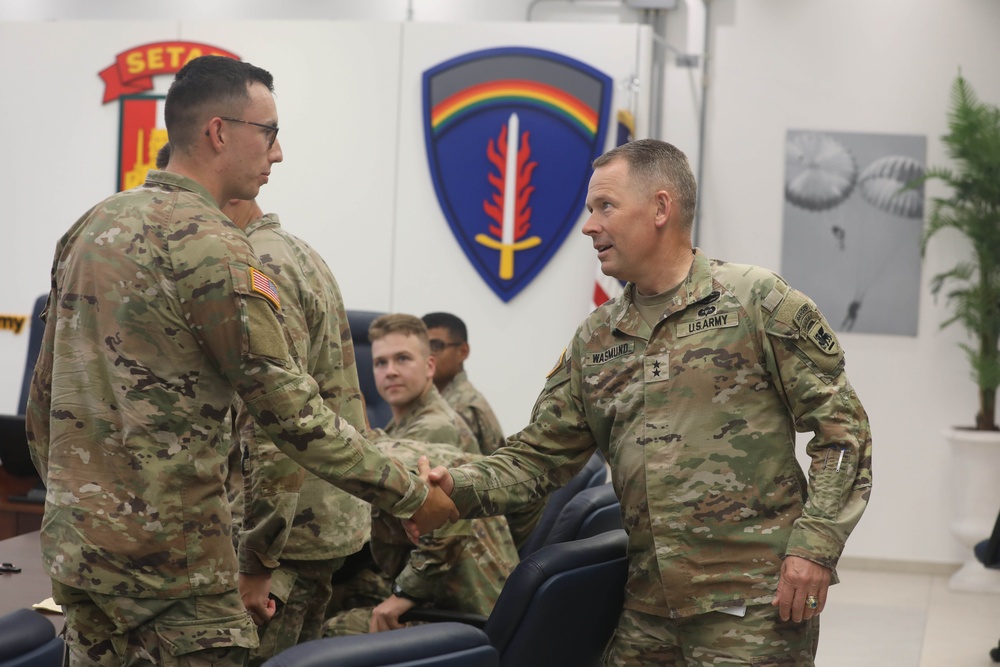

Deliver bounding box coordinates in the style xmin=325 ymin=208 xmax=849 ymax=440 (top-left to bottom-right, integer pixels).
xmin=249 ymin=267 xmax=281 ymax=311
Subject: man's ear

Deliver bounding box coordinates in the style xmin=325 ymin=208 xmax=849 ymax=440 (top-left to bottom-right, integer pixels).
xmin=205 ymin=117 xmax=226 ymax=150
xmin=426 ymin=353 xmax=437 ymax=378
xmin=458 ymin=342 xmax=470 ymax=363
xmin=653 ymin=190 xmax=672 ymax=229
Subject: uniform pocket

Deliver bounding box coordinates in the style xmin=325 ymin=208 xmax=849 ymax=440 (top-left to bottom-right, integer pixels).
xmin=155 ymin=611 xmax=258 ymax=666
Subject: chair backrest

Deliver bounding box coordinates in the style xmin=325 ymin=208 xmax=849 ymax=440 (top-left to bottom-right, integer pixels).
xmin=546 ymin=483 xmax=623 ymax=545
xmin=17 ymin=295 xmax=47 ymax=415
xmin=261 ymin=622 xmax=498 ymax=667
xmin=484 ymin=529 xmax=628 ymax=667
xmin=346 ymin=310 xmax=392 ymax=430
xmin=517 ymin=451 xmax=608 ymax=558
xmin=974 ymin=504 xmax=1000 ymax=568
xmin=0 ymin=608 xmax=63 ymax=667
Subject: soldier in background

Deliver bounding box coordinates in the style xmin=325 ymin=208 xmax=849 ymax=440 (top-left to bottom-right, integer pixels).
xmin=26 ymin=56 xmax=454 ymax=667
xmin=422 ymin=139 xmax=872 ymax=666
xmin=422 ymin=312 xmax=506 ymax=455
xmin=323 ymin=314 xmax=516 ymax=634
xmin=217 ymin=196 xmax=373 ymax=666
xmin=370 ymin=314 xmax=478 ymax=455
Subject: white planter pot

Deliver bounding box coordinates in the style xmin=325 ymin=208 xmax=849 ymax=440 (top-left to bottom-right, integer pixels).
xmin=946 ymin=428 xmax=1000 ymax=593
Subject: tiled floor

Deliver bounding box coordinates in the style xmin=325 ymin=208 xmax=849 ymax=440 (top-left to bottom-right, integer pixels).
xmin=818 ymin=565 xmax=1000 ymax=666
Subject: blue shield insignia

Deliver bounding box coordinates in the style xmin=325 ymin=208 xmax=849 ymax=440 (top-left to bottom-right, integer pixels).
xmin=423 ymin=47 xmax=613 ymax=302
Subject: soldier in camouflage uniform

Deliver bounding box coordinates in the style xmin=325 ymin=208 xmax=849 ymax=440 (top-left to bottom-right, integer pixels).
xmin=323 ymin=315 xmax=513 ymax=633
xmin=423 ymin=139 xmax=872 ymax=666
xmin=421 ymin=312 xmax=506 ymax=455
xmin=368 ymin=314 xmax=478 ymax=455
xmin=25 ymin=56 xmax=455 ymax=667
xmin=212 ymin=197 xmax=373 ymax=665
xmin=323 ymin=440 xmax=518 ymax=636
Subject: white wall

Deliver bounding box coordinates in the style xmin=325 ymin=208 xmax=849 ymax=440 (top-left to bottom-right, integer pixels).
xmin=698 ymin=0 xmax=1000 ymax=566
xmin=3 ymin=0 xmax=999 ymax=568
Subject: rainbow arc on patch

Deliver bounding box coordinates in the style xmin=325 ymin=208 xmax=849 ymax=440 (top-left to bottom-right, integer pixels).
xmin=423 ymin=47 xmax=613 ymax=302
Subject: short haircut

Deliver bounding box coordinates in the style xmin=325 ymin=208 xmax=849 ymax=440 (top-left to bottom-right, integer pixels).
xmin=155 ymin=143 xmax=171 ymax=169
xmin=369 ymin=314 xmax=430 ymax=348
xmin=421 ymin=312 xmax=468 ymax=343
xmin=592 ymin=138 xmax=698 ymax=229
xmin=164 ymin=55 xmax=274 ymax=151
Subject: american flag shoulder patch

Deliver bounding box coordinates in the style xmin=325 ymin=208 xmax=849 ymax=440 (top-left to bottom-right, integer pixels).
xmin=249 ymin=267 xmax=281 ymax=310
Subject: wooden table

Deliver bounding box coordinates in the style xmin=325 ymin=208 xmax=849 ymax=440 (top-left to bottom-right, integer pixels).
xmin=0 ymin=530 xmax=62 ymax=630
xmin=0 ymin=466 xmax=44 ymax=540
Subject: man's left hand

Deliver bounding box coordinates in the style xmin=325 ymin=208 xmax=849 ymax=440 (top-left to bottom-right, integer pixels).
xmin=771 ymin=555 xmax=831 ymax=623
xmin=239 ymin=571 xmax=276 ymax=627
xmin=369 ymin=595 xmax=416 ymax=633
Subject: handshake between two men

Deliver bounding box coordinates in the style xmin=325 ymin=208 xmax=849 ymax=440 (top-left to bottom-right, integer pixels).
xmin=406 ymin=456 xmax=459 ymax=541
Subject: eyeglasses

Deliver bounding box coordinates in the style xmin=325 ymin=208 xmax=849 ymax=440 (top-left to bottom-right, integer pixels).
xmin=219 ymin=117 xmax=279 ymax=149
xmin=429 ymin=339 xmax=463 ymax=353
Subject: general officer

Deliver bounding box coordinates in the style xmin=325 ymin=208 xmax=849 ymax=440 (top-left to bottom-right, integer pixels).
xmin=420 ymin=138 xmax=872 ymax=666
xmin=26 ymin=55 xmax=454 ymax=667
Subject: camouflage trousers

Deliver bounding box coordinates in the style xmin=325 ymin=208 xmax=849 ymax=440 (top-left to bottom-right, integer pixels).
xmin=603 ymin=605 xmax=820 ymax=667
xmin=52 ymin=581 xmax=256 ymax=667
xmin=249 ymin=556 xmax=345 ymax=667
xmin=321 ymin=567 xmax=392 ymax=637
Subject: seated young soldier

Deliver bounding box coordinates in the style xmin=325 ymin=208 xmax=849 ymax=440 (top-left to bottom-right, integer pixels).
xmin=422 ymin=312 xmax=506 ymax=455
xmin=322 ymin=314 xmax=516 ymax=634
xmin=368 ymin=314 xmax=479 ymax=454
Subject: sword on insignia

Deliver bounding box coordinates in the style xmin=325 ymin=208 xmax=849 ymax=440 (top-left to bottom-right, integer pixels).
xmin=477 ymin=113 xmax=541 ymax=280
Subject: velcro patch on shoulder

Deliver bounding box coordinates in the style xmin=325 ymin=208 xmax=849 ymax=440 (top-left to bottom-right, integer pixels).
xmin=546 ymin=348 xmax=567 ymax=379
xmin=806 ymin=319 xmax=840 ymax=356
xmin=249 ymin=267 xmax=281 ymax=311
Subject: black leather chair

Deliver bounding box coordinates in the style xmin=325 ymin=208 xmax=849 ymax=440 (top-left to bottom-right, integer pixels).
xmin=975 ymin=508 xmax=1000 ymax=662
xmin=543 ymin=482 xmax=623 ymax=545
xmin=403 ymin=529 xmax=628 ymax=667
xmin=0 ymin=608 xmax=64 ymax=667
xmin=261 ymin=622 xmax=498 ymax=667
xmin=18 ymin=295 xmax=48 ymax=415
xmin=345 ymin=310 xmax=392 ymax=429
xmin=517 ymin=451 xmax=608 ymax=558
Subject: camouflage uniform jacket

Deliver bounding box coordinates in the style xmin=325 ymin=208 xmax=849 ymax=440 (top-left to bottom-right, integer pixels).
xmin=25 ymin=171 xmax=428 ymax=599
xmin=441 ymin=370 xmax=506 ymax=455
xmin=237 ymin=214 xmax=371 ymax=570
xmin=370 ymin=440 xmax=517 ymax=614
xmin=381 ymin=386 xmax=479 ymax=455
xmin=449 ymin=249 xmax=872 ymax=619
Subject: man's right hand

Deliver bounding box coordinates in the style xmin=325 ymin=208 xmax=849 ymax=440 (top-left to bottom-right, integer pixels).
xmin=404 ymin=456 xmax=459 ymax=542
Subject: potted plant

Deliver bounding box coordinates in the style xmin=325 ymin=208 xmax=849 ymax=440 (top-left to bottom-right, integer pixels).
xmin=919 ymin=73 xmax=1000 ymax=591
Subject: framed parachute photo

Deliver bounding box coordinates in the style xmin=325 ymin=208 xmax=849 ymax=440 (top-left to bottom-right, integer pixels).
xmin=780 ymin=129 xmax=927 ymax=336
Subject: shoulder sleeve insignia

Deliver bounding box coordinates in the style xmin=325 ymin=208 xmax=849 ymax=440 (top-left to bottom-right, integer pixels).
xmin=546 ymin=348 xmax=567 ymax=379
xmin=249 ymin=267 xmax=281 ymax=310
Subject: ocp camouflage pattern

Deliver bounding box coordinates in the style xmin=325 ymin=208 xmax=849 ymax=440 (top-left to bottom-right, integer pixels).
xmin=26 ymin=171 xmax=428 ymax=599
xmin=440 ymin=370 xmax=506 ymax=455
xmin=236 ymin=213 xmax=371 ymax=572
xmin=449 ymin=249 xmax=872 ymax=619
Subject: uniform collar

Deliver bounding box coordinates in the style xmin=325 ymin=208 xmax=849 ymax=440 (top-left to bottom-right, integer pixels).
xmin=146 ymin=170 xmax=217 ymax=208
xmin=608 ymin=248 xmax=715 ymax=337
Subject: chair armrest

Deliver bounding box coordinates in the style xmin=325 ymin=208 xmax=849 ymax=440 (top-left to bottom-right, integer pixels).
xmin=399 ymin=607 xmax=488 ymax=628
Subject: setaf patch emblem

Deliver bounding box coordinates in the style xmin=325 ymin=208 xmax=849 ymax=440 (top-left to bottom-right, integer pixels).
xmin=422 ymin=47 xmax=613 ymax=302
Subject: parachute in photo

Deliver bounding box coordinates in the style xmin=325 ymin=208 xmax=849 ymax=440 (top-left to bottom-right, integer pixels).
xmin=784 ymin=132 xmax=857 ymax=212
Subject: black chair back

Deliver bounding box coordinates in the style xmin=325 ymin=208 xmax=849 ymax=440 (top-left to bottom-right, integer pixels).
xmin=0 ymin=608 xmax=63 ymax=667
xmin=485 ymin=529 xmax=628 ymax=667
xmin=517 ymin=451 xmax=608 ymax=558
xmin=346 ymin=310 xmax=392 ymax=429
xmin=18 ymin=295 xmax=47 ymax=415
